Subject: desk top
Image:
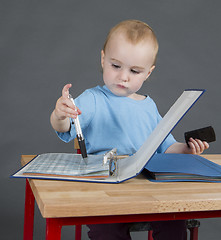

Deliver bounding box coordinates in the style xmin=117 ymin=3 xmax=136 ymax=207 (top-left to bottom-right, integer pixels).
xmin=21 ymin=154 xmax=221 ymax=218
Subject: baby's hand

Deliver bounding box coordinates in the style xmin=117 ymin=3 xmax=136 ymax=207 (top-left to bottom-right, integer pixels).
xmin=187 ymin=138 xmax=209 ymax=155
xmin=54 ymin=84 xmax=81 ymax=121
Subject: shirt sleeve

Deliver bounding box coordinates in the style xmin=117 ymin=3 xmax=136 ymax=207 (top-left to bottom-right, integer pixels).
xmin=157 ymin=133 xmax=177 ymax=153
xmin=56 ymin=89 xmax=96 ymax=143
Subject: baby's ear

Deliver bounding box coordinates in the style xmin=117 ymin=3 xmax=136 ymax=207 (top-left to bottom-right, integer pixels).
xmin=146 ymin=65 xmax=155 ymax=79
xmin=101 ymin=50 xmax=105 ymax=68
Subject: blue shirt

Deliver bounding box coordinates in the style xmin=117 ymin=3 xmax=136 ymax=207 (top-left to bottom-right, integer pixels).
xmin=57 ymin=85 xmax=176 ymax=155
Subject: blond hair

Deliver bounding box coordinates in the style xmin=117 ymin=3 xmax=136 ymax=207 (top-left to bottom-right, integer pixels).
xmin=103 ymin=20 xmax=159 ymax=65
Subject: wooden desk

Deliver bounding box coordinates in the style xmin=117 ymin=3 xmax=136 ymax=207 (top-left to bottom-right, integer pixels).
xmin=21 ymin=154 xmax=221 ymax=240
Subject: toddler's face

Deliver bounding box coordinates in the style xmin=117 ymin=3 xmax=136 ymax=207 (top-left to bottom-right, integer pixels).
xmin=101 ymin=33 xmax=155 ymax=100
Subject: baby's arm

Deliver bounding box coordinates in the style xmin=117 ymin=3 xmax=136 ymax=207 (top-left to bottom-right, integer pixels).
xmin=165 ymin=138 xmax=209 ymax=155
xmin=50 ymin=84 xmax=81 ymax=132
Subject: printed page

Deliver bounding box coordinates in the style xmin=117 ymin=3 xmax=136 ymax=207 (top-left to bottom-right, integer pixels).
xmin=21 ymin=153 xmax=109 ymax=177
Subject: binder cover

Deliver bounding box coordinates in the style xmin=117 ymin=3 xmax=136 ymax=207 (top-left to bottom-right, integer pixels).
xmin=12 ymin=89 xmax=211 ymax=183
xmin=143 ymin=153 xmax=221 ymax=182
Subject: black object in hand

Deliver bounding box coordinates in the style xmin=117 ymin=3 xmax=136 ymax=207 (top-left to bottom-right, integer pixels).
xmin=184 ymin=126 xmax=216 ymax=145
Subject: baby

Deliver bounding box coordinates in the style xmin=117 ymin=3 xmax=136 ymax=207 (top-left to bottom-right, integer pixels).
xmin=50 ymin=19 xmax=209 ymax=240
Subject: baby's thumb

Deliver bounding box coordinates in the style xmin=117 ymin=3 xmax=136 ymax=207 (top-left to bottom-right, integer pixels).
xmin=62 ymin=83 xmax=72 ymax=98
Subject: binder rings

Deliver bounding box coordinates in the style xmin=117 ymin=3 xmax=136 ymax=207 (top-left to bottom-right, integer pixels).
xmin=13 ymin=89 xmax=217 ymax=183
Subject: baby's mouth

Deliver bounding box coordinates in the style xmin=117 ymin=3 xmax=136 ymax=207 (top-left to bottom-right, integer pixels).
xmin=116 ymin=84 xmax=127 ymax=89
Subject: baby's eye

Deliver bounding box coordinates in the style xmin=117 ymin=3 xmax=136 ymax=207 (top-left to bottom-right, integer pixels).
xmin=112 ymin=64 xmax=121 ymax=69
xmin=131 ymin=69 xmax=140 ymax=74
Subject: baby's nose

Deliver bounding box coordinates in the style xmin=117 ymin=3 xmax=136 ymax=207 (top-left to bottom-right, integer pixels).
xmin=119 ymin=70 xmax=129 ymax=82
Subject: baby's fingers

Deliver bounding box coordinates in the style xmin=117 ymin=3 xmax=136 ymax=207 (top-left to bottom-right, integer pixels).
xmin=54 ymin=97 xmax=78 ymax=120
xmin=203 ymin=141 xmax=209 ymax=150
xmin=64 ymin=106 xmax=81 ymax=119
xmin=62 ymin=83 xmax=72 ymax=98
xmin=188 ymin=138 xmax=209 ymax=155
xmin=59 ymin=97 xmax=81 ymax=118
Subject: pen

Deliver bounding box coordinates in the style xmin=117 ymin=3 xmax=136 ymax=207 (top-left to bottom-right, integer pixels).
xmin=69 ymin=94 xmax=88 ymax=159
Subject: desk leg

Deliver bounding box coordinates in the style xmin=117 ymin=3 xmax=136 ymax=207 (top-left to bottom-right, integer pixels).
xmin=46 ymin=218 xmax=62 ymax=240
xmin=75 ymin=225 xmax=82 ymax=240
xmin=190 ymin=227 xmax=198 ymax=240
xmin=24 ymin=179 xmax=35 ymax=240
xmin=148 ymin=230 xmax=153 ymax=240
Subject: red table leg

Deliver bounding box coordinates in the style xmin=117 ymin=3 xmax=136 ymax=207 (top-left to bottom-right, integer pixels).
xmin=148 ymin=230 xmax=153 ymax=240
xmin=75 ymin=225 xmax=82 ymax=240
xmin=23 ymin=179 xmax=35 ymax=240
xmin=190 ymin=227 xmax=199 ymax=240
xmin=46 ymin=218 xmax=62 ymax=240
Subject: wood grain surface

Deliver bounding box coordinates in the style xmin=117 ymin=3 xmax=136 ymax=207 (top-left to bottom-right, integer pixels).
xmin=21 ymin=154 xmax=221 ymax=218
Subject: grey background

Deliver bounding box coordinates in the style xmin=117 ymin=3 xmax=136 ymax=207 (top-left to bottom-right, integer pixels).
xmin=1 ymin=0 xmax=220 ymax=239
